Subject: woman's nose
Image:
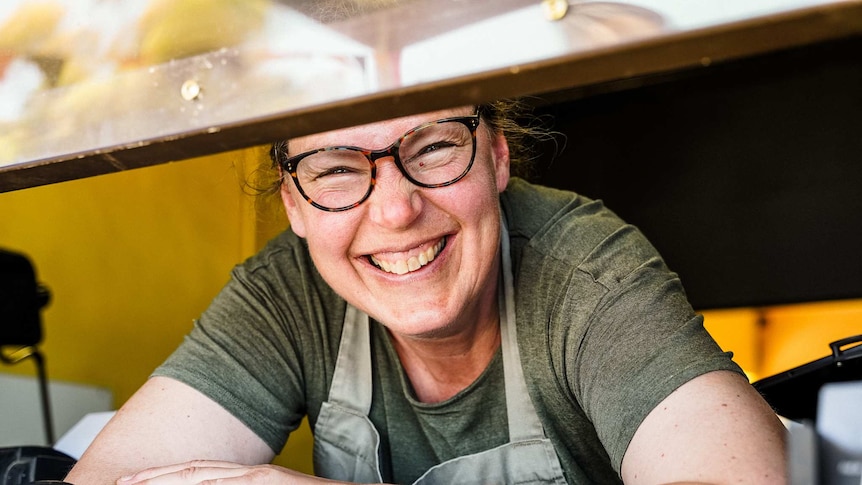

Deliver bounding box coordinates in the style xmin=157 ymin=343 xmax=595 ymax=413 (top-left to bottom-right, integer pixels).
xmin=366 ymin=160 xmax=423 ymax=229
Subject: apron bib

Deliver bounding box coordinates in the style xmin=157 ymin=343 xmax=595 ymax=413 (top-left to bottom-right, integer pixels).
xmin=313 ymin=220 xmax=567 ymax=484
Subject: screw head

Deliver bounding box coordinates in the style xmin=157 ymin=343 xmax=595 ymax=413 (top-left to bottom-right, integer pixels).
xmin=181 ymin=80 xmax=202 ymax=101
xmin=542 ymin=0 xmax=569 ymax=21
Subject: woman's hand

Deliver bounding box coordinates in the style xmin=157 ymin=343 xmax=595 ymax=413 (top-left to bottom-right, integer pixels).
xmin=116 ymin=460 xmax=349 ymax=485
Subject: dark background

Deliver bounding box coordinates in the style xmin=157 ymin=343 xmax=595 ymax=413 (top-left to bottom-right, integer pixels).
xmin=530 ymin=36 xmax=862 ymax=310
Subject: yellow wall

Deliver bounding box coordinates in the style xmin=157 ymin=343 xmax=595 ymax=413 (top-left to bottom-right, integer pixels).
xmin=0 ymin=148 xmax=312 ymax=473
xmin=1 ymin=151 xmax=252 ymax=401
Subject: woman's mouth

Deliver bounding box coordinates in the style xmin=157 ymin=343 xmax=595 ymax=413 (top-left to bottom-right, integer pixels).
xmin=368 ymin=236 xmax=447 ymax=275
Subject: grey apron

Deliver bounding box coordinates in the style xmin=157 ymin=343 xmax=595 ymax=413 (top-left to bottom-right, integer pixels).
xmin=312 ymin=221 xmax=567 ymax=484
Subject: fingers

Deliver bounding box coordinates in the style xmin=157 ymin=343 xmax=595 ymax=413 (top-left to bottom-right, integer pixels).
xmin=117 ymin=460 xmax=248 ymax=484
xmin=115 ymin=460 xmax=333 ymax=485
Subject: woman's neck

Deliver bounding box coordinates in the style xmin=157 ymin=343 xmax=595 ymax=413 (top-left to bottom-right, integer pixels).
xmin=387 ymin=301 xmax=502 ymax=404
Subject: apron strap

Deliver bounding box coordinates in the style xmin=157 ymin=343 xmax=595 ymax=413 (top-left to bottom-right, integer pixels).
xmin=499 ymin=216 xmax=548 ymax=442
xmin=327 ymin=304 xmax=373 ymax=415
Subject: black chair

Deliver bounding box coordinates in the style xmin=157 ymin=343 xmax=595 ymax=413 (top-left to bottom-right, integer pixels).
xmin=0 ymin=249 xmax=55 ymax=445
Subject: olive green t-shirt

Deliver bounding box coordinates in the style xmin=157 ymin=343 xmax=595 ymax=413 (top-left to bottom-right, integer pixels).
xmin=155 ymin=178 xmax=742 ymax=484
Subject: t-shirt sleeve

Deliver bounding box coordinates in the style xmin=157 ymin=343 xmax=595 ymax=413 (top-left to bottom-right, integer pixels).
xmin=567 ymin=223 xmax=743 ymax=472
xmin=153 ymin=236 xmax=338 ymax=454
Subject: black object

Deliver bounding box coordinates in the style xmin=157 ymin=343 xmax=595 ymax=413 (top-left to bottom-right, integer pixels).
xmin=0 ymin=447 xmax=75 ymax=485
xmin=0 ymin=249 xmax=50 ymax=346
xmin=0 ymin=249 xmax=55 ymax=445
xmin=753 ymin=335 xmax=862 ymax=421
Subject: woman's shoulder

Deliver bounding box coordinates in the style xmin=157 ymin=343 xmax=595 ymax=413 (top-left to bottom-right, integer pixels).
xmin=227 ymin=229 xmax=342 ymax=310
xmin=237 ymin=230 xmax=314 ymax=280
xmin=503 ymin=178 xmax=622 ymax=234
xmin=503 ymin=178 xmax=665 ymax=286
xmin=243 ymin=229 xmax=307 ymax=268
xmin=503 ymin=178 xmax=635 ymax=251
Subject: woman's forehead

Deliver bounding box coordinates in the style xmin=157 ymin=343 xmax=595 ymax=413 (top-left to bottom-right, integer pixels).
xmin=289 ymin=106 xmax=474 ymax=152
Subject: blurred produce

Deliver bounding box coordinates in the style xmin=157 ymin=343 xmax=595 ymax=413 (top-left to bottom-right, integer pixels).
xmin=138 ymin=0 xmax=269 ymax=64
xmin=0 ymin=0 xmax=372 ymax=168
xmin=0 ymin=1 xmax=65 ymax=55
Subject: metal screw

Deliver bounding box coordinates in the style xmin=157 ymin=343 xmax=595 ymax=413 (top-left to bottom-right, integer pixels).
xmin=181 ymin=80 xmax=202 ymax=101
xmin=542 ymin=0 xmax=569 ymax=21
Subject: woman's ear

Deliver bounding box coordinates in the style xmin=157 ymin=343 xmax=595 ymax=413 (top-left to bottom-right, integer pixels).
xmin=491 ymin=132 xmax=511 ymax=193
xmin=280 ymin=181 xmax=307 ymax=238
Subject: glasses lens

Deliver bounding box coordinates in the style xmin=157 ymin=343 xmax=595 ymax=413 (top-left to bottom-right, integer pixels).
xmin=295 ymin=148 xmax=372 ymax=210
xmin=398 ymin=120 xmax=475 ymax=186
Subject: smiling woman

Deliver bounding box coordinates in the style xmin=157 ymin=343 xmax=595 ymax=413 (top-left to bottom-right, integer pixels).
xmin=65 ymin=102 xmax=787 ymax=485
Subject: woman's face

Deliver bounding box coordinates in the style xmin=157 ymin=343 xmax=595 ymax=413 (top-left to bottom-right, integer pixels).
xmin=280 ymin=107 xmax=510 ymax=338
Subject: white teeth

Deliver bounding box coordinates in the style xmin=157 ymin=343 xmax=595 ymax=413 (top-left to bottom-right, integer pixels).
xmin=370 ymin=238 xmax=445 ymax=275
xmin=407 ymin=257 xmax=420 ymax=272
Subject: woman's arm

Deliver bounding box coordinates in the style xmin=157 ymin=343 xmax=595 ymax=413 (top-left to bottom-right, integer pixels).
xmin=65 ymin=376 xmax=275 ymax=485
xmin=621 ymin=370 xmax=787 ymax=484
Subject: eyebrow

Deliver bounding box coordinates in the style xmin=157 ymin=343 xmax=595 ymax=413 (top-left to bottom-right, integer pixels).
xmin=289 ymin=110 xmax=477 ymax=154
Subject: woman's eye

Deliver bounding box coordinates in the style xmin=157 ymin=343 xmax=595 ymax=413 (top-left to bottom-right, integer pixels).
xmin=417 ymin=141 xmax=455 ymax=156
xmin=316 ymin=166 xmax=354 ymax=179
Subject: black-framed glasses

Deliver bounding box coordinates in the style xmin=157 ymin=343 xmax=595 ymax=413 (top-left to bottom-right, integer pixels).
xmin=279 ymin=112 xmax=481 ymax=212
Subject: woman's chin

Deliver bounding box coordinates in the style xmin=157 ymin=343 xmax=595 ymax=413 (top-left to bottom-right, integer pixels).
xmin=375 ymin=310 xmax=460 ymax=340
